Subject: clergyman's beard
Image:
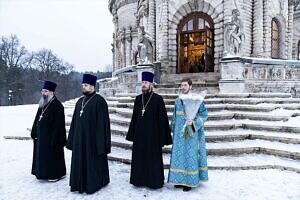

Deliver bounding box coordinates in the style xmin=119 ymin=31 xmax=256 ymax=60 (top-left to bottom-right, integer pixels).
xmin=82 ymin=90 xmax=91 ymax=95
xmin=142 ymin=87 xmax=151 ymax=94
xmin=38 ymin=95 xmax=52 ymax=108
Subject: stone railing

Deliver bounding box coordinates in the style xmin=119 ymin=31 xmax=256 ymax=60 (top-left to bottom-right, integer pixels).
xmin=220 ymin=56 xmax=300 ymax=96
xmin=242 ymin=57 xmax=300 ymax=81
xmin=98 ymin=63 xmax=159 ymax=97
xmin=243 ymin=58 xmax=300 ymax=96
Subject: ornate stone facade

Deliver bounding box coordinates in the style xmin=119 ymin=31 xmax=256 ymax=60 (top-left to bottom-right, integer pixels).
xmin=108 ymin=0 xmax=300 ymax=95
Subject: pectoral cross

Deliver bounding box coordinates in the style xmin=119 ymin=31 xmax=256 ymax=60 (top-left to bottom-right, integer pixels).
xmin=141 ymin=109 xmax=145 ymax=117
xmin=39 ymin=115 xmax=43 ymax=121
xmin=80 ymin=110 xmax=83 ymax=117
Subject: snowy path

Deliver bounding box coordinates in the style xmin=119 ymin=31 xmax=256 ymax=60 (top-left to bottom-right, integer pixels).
xmin=1 ymin=139 xmax=300 ymax=200
xmin=1 ymin=104 xmax=300 ymax=199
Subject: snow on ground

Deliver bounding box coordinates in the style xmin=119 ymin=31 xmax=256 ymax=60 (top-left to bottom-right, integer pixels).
xmin=205 ymin=118 xmax=300 ymax=127
xmin=205 ymin=129 xmax=300 ymax=139
xmin=0 ymin=104 xmax=38 ymax=137
xmin=1 ymin=139 xmax=300 ymax=200
xmin=1 ymin=104 xmax=300 ymax=200
xmin=206 ymin=139 xmax=300 ymax=152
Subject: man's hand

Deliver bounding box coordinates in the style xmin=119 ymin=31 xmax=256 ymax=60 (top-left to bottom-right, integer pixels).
xmin=187 ymin=119 xmax=193 ymax=126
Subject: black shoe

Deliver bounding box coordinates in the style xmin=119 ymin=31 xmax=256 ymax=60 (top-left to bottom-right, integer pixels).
xmin=183 ymin=186 xmax=191 ymax=192
xmin=48 ymin=175 xmax=65 ymax=182
xmin=174 ymin=185 xmax=182 ymax=188
xmin=48 ymin=178 xmax=59 ymax=182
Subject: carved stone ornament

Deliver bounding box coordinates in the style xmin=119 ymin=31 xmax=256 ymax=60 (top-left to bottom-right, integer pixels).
xmin=224 ymin=9 xmax=245 ymax=56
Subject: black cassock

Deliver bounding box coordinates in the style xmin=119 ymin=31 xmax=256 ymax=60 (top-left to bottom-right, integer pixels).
xmin=31 ymin=96 xmax=66 ymax=180
xmin=126 ymin=92 xmax=172 ymax=189
xmin=66 ymin=92 xmax=111 ymax=194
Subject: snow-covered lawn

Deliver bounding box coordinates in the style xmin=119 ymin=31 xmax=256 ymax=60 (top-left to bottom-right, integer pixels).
xmin=1 ymin=104 xmax=300 ymax=200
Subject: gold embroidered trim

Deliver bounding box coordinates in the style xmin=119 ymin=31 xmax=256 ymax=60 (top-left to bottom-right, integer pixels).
xmin=176 ymin=111 xmax=184 ymax=115
xmin=169 ymin=181 xmax=208 ymax=187
xmin=199 ymin=167 xmax=208 ymax=170
xmin=170 ymin=167 xmax=208 ymax=175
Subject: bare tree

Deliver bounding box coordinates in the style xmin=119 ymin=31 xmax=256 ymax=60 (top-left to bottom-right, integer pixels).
xmin=31 ymin=48 xmax=73 ymax=80
xmin=0 ymin=34 xmax=28 ymax=68
xmin=0 ymin=34 xmax=30 ymax=105
xmin=0 ymin=34 xmax=80 ymax=105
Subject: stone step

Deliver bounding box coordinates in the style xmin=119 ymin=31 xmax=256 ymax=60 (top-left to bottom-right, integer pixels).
xmin=63 ymin=100 xmax=118 ymax=108
xmin=155 ymin=82 xmax=219 ymax=88
xmin=110 ymin=110 xmax=293 ymax=123
xmin=109 ymin=121 xmax=300 ymax=135
xmin=108 ymin=123 xmax=300 ymax=144
xmin=162 ymin=72 xmax=221 ymax=83
xmin=65 ymin=103 xmax=300 ymax=121
xmin=27 ymin=125 xmax=300 ymax=145
xmin=115 ymin=93 xmax=292 ymax=99
xmin=107 ymin=97 xmax=300 ymax=105
xmin=18 ymin=127 xmax=300 ymax=167
xmin=64 ymin=113 xmax=300 ymax=134
xmin=109 ymin=124 xmax=300 ymax=142
xmin=63 ymin=105 xmax=76 ymax=109
xmin=109 ymin=134 xmax=300 ymax=155
xmin=114 ymin=104 xmax=280 ymax=114
xmin=110 ymin=107 xmax=300 ymax=123
xmin=154 ymin=87 xmax=219 ymax=94
xmin=207 ymin=128 xmax=300 ymax=138
xmin=108 ymin=147 xmax=300 ymax=172
xmin=13 ymin=127 xmax=300 ymax=146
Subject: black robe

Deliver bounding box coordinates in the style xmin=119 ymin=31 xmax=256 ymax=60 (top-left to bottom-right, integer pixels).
xmin=66 ymin=92 xmax=111 ymax=194
xmin=126 ymin=92 xmax=172 ymax=189
xmin=31 ymin=96 xmax=66 ymax=180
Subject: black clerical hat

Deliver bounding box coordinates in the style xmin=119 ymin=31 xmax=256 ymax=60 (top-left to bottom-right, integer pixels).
xmin=141 ymin=71 xmax=154 ymax=83
xmin=42 ymin=81 xmax=57 ymax=92
xmin=82 ymin=74 xmax=97 ymax=86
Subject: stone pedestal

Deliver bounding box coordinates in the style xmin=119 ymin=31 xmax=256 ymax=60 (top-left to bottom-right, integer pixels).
xmin=219 ymin=57 xmax=245 ymax=93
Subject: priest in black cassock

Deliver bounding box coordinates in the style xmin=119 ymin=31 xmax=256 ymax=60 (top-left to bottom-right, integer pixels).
xmin=66 ymin=73 xmax=111 ymax=194
xmin=126 ymin=71 xmax=172 ymax=189
xmin=31 ymin=81 xmax=66 ymax=182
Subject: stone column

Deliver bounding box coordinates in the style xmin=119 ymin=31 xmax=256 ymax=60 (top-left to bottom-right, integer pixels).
xmin=286 ymin=0 xmax=294 ymax=59
xmin=263 ymin=0 xmax=271 ymax=58
xmin=160 ymin=0 xmax=169 ymax=78
xmin=116 ymin=29 xmax=123 ymax=70
xmin=252 ymin=0 xmax=264 ymax=57
xmin=121 ymin=29 xmax=126 ymax=67
xmin=126 ymin=28 xmax=133 ymax=66
xmin=112 ymin=11 xmax=118 ymax=72
xmin=116 ymin=39 xmax=121 ymax=70
xmin=148 ymin=0 xmax=156 ymax=61
xmin=112 ymin=33 xmax=116 ymax=71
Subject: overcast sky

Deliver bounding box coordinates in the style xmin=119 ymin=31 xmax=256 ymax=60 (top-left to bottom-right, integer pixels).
xmin=0 ymin=0 xmax=114 ymax=72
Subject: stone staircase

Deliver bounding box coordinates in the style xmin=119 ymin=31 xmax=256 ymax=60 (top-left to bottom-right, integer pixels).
xmin=59 ymin=90 xmax=300 ymax=173
xmin=13 ymin=85 xmax=300 ymax=173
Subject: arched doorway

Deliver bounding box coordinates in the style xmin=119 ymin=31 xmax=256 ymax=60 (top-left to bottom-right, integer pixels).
xmin=177 ymin=12 xmax=214 ymax=73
